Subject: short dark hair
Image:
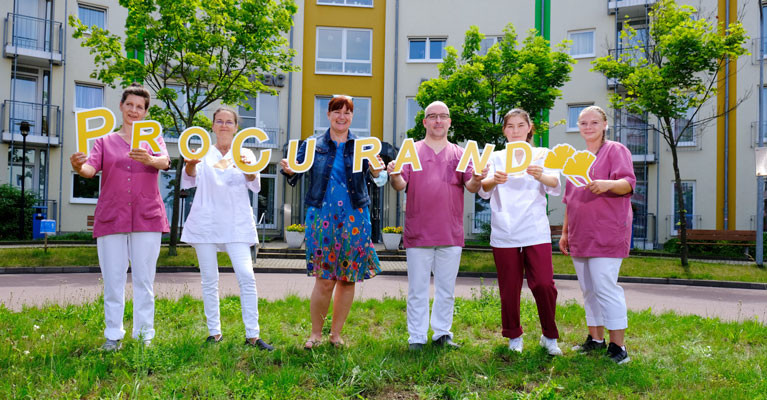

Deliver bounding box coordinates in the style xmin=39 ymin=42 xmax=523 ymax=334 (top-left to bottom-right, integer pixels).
xmin=503 ymin=108 xmax=535 ymax=143
xmin=120 ymin=83 xmax=151 ymax=109
xmin=328 ymin=96 xmax=354 ymax=113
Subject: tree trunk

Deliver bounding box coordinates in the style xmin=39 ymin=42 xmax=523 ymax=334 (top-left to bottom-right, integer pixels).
xmin=666 ymin=121 xmax=689 ymax=268
xmin=168 ymin=157 xmax=183 ymax=256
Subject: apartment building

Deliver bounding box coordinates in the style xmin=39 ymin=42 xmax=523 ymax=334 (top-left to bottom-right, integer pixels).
xmin=2 ymin=0 xmax=764 ymax=248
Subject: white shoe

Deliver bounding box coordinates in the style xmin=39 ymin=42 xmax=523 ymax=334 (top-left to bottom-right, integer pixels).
xmin=100 ymin=339 xmax=121 ymax=352
xmin=508 ymin=337 xmax=523 ymax=353
xmin=539 ymin=335 xmax=563 ymax=356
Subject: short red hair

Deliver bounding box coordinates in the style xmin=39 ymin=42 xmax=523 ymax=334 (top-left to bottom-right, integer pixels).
xmin=328 ymin=96 xmax=354 ymax=113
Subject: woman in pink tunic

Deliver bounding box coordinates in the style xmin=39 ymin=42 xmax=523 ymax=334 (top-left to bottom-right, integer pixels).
xmin=69 ymin=83 xmax=170 ymax=351
xmin=560 ymin=106 xmax=635 ymax=364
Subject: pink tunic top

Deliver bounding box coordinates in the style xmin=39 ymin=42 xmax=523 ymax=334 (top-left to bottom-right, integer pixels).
xmin=400 ymin=140 xmax=474 ymax=248
xmin=85 ymin=132 xmax=170 ymax=238
xmin=563 ymin=140 xmax=636 ymax=258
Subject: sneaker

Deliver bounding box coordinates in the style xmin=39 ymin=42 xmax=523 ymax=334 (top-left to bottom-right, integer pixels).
xmin=539 ymin=335 xmax=563 ymax=356
xmin=408 ymin=343 xmax=425 ymax=352
xmin=607 ymin=342 xmax=630 ymax=364
xmin=206 ymin=335 xmax=223 ymax=344
xmin=571 ymin=334 xmax=607 ymax=353
xmin=142 ymin=339 xmax=152 ymax=347
xmin=100 ymin=339 xmax=121 ymax=352
xmin=245 ymin=338 xmax=274 ymax=352
xmin=433 ymin=335 xmax=460 ymax=349
xmin=508 ymin=337 xmax=523 ymax=353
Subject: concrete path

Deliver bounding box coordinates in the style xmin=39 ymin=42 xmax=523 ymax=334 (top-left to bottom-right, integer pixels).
xmin=1 ymin=272 xmax=765 ymax=324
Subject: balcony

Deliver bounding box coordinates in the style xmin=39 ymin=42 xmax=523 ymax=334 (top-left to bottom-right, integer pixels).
xmin=1 ymin=100 xmax=61 ymax=146
xmin=613 ymin=110 xmax=656 ymax=163
xmin=607 ymin=0 xmax=656 ymax=16
xmin=605 ymin=47 xmax=654 ymax=89
xmin=3 ymin=13 xmax=63 ymax=65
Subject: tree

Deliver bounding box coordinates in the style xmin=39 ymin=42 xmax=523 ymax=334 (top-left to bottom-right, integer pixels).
xmin=592 ymin=0 xmax=748 ymax=267
xmin=70 ymin=0 xmax=299 ymax=255
xmin=409 ymin=25 xmax=574 ymax=147
xmin=0 ymin=184 xmax=38 ymax=240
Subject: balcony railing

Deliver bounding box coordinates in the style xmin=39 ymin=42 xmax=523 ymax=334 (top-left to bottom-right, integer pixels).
xmin=613 ymin=110 xmax=656 ymax=162
xmin=3 ymin=13 xmax=63 ymax=63
xmin=607 ymin=0 xmax=657 ymax=14
xmin=1 ymin=100 xmax=61 ymax=145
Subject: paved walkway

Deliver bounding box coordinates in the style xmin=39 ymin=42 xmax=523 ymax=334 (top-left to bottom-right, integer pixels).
xmin=1 ymin=272 xmax=764 ymax=324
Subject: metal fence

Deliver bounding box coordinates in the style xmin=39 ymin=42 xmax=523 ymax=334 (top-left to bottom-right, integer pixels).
xmin=1 ymin=100 xmax=60 ymax=138
xmin=4 ymin=13 xmax=62 ymax=54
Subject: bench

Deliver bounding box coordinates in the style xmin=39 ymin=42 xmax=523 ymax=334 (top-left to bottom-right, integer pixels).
xmin=681 ymin=229 xmax=757 ymax=246
xmin=87 ymin=215 xmax=94 ymax=232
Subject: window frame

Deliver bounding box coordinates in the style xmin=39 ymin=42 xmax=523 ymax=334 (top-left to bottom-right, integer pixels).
xmin=253 ymin=164 xmax=278 ymax=229
xmin=478 ymin=36 xmax=503 ymax=56
xmin=674 ymin=108 xmax=697 ymax=147
xmin=70 ymin=172 xmax=101 ymax=205
xmin=567 ymin=104 xmax=592 ymax=132
xmin=405 ymin=97 xmax=421 ymax=131
xmin=73 ymin=82 xmax=104 ymax=111
xmin=407 ymin=37 xmax=447 ymax=63
xmin=316 ymin=0 xmax=373 ymax=8
xmin=77 ymin=3 xmax=107 ymax=31
xmin=315 ymin=27 xmax=373 ymax=76
xmin=670 ymin=180 xmax=696 ymax=235
xmin=568 ymin=29 xmax=596 ymax=59
xmin=313 ymin=95 xmax=372 ymax=137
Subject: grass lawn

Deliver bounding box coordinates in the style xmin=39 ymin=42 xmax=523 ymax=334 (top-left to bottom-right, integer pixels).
xmin=1 ymin=288 xmax=765 ymax=399
xmin=460 ymin=252 xmax=767 ymax=283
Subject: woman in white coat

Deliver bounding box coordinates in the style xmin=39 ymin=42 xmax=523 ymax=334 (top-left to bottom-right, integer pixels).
xmin=181 ymin=107 xmax=272 ymax=351
xmin=479 ymin=108 xmax=562 ymax=355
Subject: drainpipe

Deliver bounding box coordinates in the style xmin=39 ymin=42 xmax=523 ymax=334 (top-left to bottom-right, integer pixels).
xmin=283 ymin=23 xmax=294 ymax=232
xmin=723 ymin=0 xmax=730 ymax=229
xmin=57 ymin=0 xmax=68 ymax=233
xmin=757 ymin=2 xmax=765 ymax=267
xmin=393 ymin=0 xmax=401 ymax=227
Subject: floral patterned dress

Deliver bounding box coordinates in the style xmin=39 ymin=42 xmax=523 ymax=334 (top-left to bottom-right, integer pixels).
xmin=305 ymin=141 xmax=382 ymax=282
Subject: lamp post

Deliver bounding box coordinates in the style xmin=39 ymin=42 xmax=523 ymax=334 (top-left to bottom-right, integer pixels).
xmin=18 ymin=121 xmax=30 ymax=239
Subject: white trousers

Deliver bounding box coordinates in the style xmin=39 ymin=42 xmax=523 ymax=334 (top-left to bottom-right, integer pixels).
xmin=96 ymin=232 xmax=161 ymax=341
xmin=572 ymin=257 xmax=628 ymax=330
xmin=193 ymin=243 xmax=260 ymax=339
xmin=406 ymin=246 xmax=462 ymax=344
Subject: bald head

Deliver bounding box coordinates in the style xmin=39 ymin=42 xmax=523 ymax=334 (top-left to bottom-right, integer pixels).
xmin=424 ymin=101 xmax=449 ymax=116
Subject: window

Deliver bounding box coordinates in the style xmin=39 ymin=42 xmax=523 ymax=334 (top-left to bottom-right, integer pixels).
xmin=473 ymin=196 xmax=491 ymax=234
xmin=567 ymin=104 xmax=591 ymax=131
xmin=75 ymin=83 xmax=104 ymax=110
xmin=674 ymin=108 xmax=696 ymax=146
xmin=408 ymin=38 xmax=446 ymax=62
xmin=762 ymin=5 xmax=767 ymax=57
xmin=239 ymin=92 xmax=280 ymax=147
xmin=253 ymin=164 xmax=277 ymax=228
xmin=317 ymin=0 xmax=373 ymax=7
xmin=478 ymin=36 xmax=503 ymax=56
xmin=314 ymin=96 xmax=371 ymax=136
xmin=568 ymin=30 xmax=595 ymax=58
xmin=8 ymin=148 xmax=46 ymax=196
xmin=316 ymin=27 xmax=372 ymax=75
xmin=671 ymin=181 xmax=695 ymax=234
xmin=632 ymin=165 xmax=648 ymax=243
xmin=71 ymin=173 xmax=100 ymax=204
xmin=406 ymin=97 xmax=421 ymax=131
xmin=78 ymin=4 xmax=105 ymax=30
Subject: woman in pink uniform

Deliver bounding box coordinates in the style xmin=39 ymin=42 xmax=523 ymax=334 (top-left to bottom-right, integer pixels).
xmin=69 ymin=83 xmax=170 ymax=351
xmin=560 ymin=106 xmax=635 ymax=364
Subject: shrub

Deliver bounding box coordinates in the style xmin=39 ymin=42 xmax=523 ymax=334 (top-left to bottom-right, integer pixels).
xmin=0 ymin=184 xmax=38 ymax=240
xmin=286 ymin=224 xmax=306 ymax=232
xmin=663 ymin=235 xmax=767 ymax=259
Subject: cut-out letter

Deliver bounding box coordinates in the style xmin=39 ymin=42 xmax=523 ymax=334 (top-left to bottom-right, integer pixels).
xmin=286 ymin=138 xmax=316 ymax=173
xmin=391 ymin=138 xmax=422 ymax=174
xmin=75 ymin=108 xmax=115 ymax=154
xmin=353 ymin=137 xmax=384 ymax=173
xmin=232 ymin=128 xmax=271 ymax=174
xmin=456 ymin=140 xmax=495 ymax=174
xmin=178 ymin=127 xmax=211 ymax=160
xmin=131 ymin=120 xmax=163 ymax=153
xmin=505 ymin=142 xmax=533 ymax=176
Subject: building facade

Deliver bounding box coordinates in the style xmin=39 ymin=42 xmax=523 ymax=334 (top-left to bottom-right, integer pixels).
xmin=2 ymin=0 xmax=764 ymax=248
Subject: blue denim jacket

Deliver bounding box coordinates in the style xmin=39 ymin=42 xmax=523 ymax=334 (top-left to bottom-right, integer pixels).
xmin=281 ymin=129 xmax=388 ymax=209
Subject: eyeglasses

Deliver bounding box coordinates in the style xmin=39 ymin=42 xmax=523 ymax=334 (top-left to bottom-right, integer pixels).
xmin=214 ymin=120 xmax=236 ymax=127
xmin=425 ymin=113 xmax=450 ymax=121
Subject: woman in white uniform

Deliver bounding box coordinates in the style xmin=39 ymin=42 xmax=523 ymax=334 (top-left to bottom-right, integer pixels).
xmin=181 ymin=106 xmax=272 ymax=351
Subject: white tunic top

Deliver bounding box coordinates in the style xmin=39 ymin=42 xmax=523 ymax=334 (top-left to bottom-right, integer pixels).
xmin=478 ymin=147 xmax=561 ymax=248
xmin=180 ymin=147 xmax=260 ymax=247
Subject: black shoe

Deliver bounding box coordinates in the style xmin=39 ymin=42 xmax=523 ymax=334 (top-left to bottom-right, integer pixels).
xmin=571 ymin=335 xmax=607 ymax=353
xmin=206 ymin=335 xmax=223 ymax=343
xmin=433 ymin=335 xmax=460 ymax=349
xmin=607 ymin=342 xmax=630 ymax=364
xmin=245 ymin=338 xmax=274 ymax=352
xmin=408 ymin=343 xmax=425 ymax=352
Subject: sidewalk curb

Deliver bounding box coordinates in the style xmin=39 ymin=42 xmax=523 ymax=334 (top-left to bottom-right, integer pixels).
xmin=0 ymin=265 xmax=764 ymax=290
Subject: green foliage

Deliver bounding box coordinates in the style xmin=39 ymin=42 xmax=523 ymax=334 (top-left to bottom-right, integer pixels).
xmin=592 ymin=0 xmax=748 ymax=133
xmin=663 ymin=236 xmax=766 ymax=260
xmin=410 ymin=25 xmax=574 ymax=147
xmin=0 ymin=184 xmax=38 ymax=240
xmin=1 ymin=295 xmax=766 ymax=398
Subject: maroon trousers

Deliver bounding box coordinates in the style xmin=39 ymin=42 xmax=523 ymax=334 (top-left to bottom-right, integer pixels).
xmin=492 ymin=243 xmax=559 ymax=339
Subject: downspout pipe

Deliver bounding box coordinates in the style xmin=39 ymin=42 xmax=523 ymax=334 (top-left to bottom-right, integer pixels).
xmin=283 ymin=23 xmax=294 ymax=231
xmin=393 ymin=0 xmax=401 ymax=227
xmin=757 ymin=2 xmax=765 ymax=267
xmin=58 ymin=0 xmax=68 ymax=233
xmin=723 ymin=0 xmax=730 ymax=229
